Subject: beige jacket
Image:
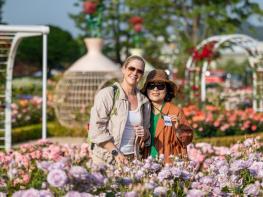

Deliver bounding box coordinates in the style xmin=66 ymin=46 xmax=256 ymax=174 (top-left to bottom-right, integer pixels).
xmin=89 ymin=82 xmax=151 ymax=163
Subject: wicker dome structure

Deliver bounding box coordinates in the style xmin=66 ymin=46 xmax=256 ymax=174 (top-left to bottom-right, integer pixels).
xmin=54 ymin=38 xmax=121 ymax=129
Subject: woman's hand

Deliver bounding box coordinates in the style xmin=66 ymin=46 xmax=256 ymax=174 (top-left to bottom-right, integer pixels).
xmin=169 ymin=115 xmax=179 ymax=129
xmin=134 ymin=126 xmax=150 ymax=148
xmin=177 ymin=131 xmax=193 ymax=147
xmin=115 ymin=153 xmax=128 ymax=165
xmin=134 ymin=125 xmax=145 ymax=138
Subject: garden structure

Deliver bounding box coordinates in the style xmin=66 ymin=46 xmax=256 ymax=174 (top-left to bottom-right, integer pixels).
xmin=0 ymin=25 xmax=49 ymax=150
xmin=54 ymin=38 xmax=120 ymax=129
xmin=185 ymin=34 xmax=263 ymax=112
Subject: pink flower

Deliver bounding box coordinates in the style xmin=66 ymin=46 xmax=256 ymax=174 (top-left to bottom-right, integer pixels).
xmin=133 ymin=24 xmax=142 ymax=32
xmin=22 ymin=174 xmax=30 ymax=184
xmin=251 ymin=125 xmax=257 ymax=131
xmin=83 ymin=1 xmax=97 ymax=14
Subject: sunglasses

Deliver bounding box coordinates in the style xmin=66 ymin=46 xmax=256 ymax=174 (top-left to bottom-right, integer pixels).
xmin=127 ymin=66 xmax=144 ymax=75
xmin=147 ymin=83 xmax=166 ymax=90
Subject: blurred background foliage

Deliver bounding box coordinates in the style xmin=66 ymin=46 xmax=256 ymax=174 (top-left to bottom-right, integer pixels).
xmin=7 ymin=0 xmax=263 ymax=78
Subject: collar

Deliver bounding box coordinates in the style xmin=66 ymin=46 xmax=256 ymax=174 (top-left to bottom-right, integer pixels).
xmin=113 ymin=82 xmax=149 ymax=105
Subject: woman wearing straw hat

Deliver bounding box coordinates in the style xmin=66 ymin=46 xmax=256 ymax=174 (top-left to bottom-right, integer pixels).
xmin=141 ymin=69 xmax=193 ymax=163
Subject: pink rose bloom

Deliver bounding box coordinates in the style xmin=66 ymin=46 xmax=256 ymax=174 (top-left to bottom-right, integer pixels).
xmin=22 ymin=174 xmax=30 ymax=184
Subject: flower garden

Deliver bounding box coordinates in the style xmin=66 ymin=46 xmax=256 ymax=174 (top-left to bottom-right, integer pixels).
xmin=1 ymin=0 xmax=263 ymax=196
xmin=0 ymin=137 xmax=262 ymax=196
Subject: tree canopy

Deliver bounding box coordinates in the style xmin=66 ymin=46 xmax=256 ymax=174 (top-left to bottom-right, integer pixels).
xmin=71 ymin=0 xmax=263 ymax=76
xmin=16 ymin=25 xmax=81 ymax=74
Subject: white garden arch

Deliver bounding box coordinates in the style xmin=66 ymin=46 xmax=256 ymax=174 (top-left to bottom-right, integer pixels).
xmin=0 ymin=25 xmax=49 ymax=150
xmin=185 ymin=34 xmax=263 ymax=112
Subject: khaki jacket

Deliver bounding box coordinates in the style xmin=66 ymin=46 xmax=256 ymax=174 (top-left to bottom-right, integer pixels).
xmin=144 ymin=102 xmax=193 ymax=163
xmin=89 ymin=82 xmax=151 ymax=163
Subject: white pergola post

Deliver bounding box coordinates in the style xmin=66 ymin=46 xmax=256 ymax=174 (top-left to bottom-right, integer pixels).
xmin=0 ymin=25 xmax=49 ymax=150
xmin=42 ymin=33 xmax=48 ymax=139
xmin=201 ymin=61 xmax=208 ymax=103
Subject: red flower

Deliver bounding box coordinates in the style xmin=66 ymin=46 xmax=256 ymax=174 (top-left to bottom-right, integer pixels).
xmin=192 ymin=49 xmax=201 ymax=61
xmin=133 ymin=23 xmax=142 ymax=32
xmin=83 ymin=1 xmax=97 ymax=14
xmin=192 ymin=42 xmax=216 ymax=62
xmin=129 ymin=16 xmax=144 ymax=25
xmin=191 ymin=85 xmax=199 ymax=91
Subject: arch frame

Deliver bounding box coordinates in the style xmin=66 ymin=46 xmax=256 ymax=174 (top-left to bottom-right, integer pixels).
xmin=0 ymin=25 xmax=49 ymax=150
xmin=185 ymin=34 xmax=263 ymax=112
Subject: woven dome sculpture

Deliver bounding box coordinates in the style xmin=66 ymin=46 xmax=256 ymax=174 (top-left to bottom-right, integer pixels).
xmin=54 ymin=38 xmax=121 ymax=129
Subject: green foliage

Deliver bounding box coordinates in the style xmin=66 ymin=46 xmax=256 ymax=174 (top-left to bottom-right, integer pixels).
xmin=240 ymin=169 xmax=255 ymax=186
xmin=194 ymin=132 xmax=263 ymax=147
xmin=28 ymin=167 xmax=46 ymax=189
xmin=70 ymin=0 xmax=146 ymax=63
xmin=126 ymin=0 xmax=263 ymax=77
xmin=16 ymin=25 xmax=81 ymax=70
xmin=0 ymin=121 xmax=88 ymax=147
xmin=12 ymin=78 xmax=42 ymax=96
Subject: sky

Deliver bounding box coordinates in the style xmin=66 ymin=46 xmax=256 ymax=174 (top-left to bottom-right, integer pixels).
xmin=3 ymin=0 xmax=82 ymax=37
xmin=2 ymin=0 xmax=263 ymax=38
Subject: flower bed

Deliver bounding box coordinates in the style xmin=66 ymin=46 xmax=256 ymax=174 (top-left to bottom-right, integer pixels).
xmin=0 ymin=138 xmax=262 ymax=196
xmin=183 ymin=105 xmax=263 ymax=137
xmin=11 ymin=95 xmax=55 ymax=128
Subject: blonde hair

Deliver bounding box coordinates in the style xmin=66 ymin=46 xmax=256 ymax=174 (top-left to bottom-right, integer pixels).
xmin=122 ymin=55 xmax=145 ymax=68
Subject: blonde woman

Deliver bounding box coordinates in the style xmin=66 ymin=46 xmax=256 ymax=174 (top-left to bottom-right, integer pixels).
xmin=89 ymin=56 xmax=151 ymax=165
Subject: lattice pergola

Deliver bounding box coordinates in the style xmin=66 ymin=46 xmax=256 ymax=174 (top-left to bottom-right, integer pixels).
xmin=185 ymin=34 xmax=263 ymax=112
xmin=0 ymin=25 xmax=49 ymax=150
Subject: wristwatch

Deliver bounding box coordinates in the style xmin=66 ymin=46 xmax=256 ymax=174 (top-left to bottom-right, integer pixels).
xmin=111 ymin=149 xmax=119 ymax=157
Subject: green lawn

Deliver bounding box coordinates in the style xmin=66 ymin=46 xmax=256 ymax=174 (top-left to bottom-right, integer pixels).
xmin=194 ymin=132 xmax=263 ymax=146
xmin=1 ymin=122 xmax=262 ymax=147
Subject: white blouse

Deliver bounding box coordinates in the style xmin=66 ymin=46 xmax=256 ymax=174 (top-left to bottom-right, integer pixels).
xmin=119 ymin=107 xmax=142 ymax=155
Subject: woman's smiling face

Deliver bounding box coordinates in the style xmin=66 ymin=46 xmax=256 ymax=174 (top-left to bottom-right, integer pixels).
xmin=147 ymin=82 xmax=167 ymax=103
xmin=122 ymin=59 xmax=144 ymax=87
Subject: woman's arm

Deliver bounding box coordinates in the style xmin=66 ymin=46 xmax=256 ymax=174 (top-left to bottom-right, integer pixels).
xmin=89 ymin=88 xmax=114 ymax=144
xmin=89 ymin=88 xmax=127 ymax=164
xmin=176 ymin=109 xmax=193 ymax=147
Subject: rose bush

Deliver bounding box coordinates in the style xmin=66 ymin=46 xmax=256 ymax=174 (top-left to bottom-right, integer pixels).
xmin=183 ymin=105 xmax=263 ymax=137
xmin=0 ymin=137 xmax=262 ymax=196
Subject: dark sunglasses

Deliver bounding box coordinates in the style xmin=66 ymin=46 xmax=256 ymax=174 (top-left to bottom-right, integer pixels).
xmin=147 ymin=83 xmax=166 ymax=90
xmin=127 ymin=66 xmax=144 ymax=75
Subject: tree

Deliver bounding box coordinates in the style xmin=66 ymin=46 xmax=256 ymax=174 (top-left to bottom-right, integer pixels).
xmin=126 ymin=0 xmax=263 ymax=76
xmin=16 ymin=25 xmax=81 ymax=75
xmin=70 ymin=0 xmax=263 ymax=74
xmin=70 ymin=0 xmax=140 ymax=64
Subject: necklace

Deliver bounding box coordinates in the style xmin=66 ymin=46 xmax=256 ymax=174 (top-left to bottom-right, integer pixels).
xmin=152 ymin=102 xmax=165 ymax=117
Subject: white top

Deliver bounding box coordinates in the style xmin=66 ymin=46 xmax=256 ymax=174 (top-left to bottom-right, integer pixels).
xmin=119 ymin=107 xmax=142 ymax=155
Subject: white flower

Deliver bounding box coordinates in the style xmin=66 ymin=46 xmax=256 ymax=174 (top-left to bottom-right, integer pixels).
xmin=47 ymin=169 xmax=67 ymax=188
xmin=187 ymin=189 xmax=205 ymax=197
xmin=22 ymin=189 xmax=39 ymax=197
xmin=243 ymin=183 xmax=260 ymax=196
xmin=69 ymin=166 xmax=89 ymax=180
xmin=0 ymin=192 xmax=6 ymax=197
xmin=153 ymin=186 xmax=167 ymax=196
